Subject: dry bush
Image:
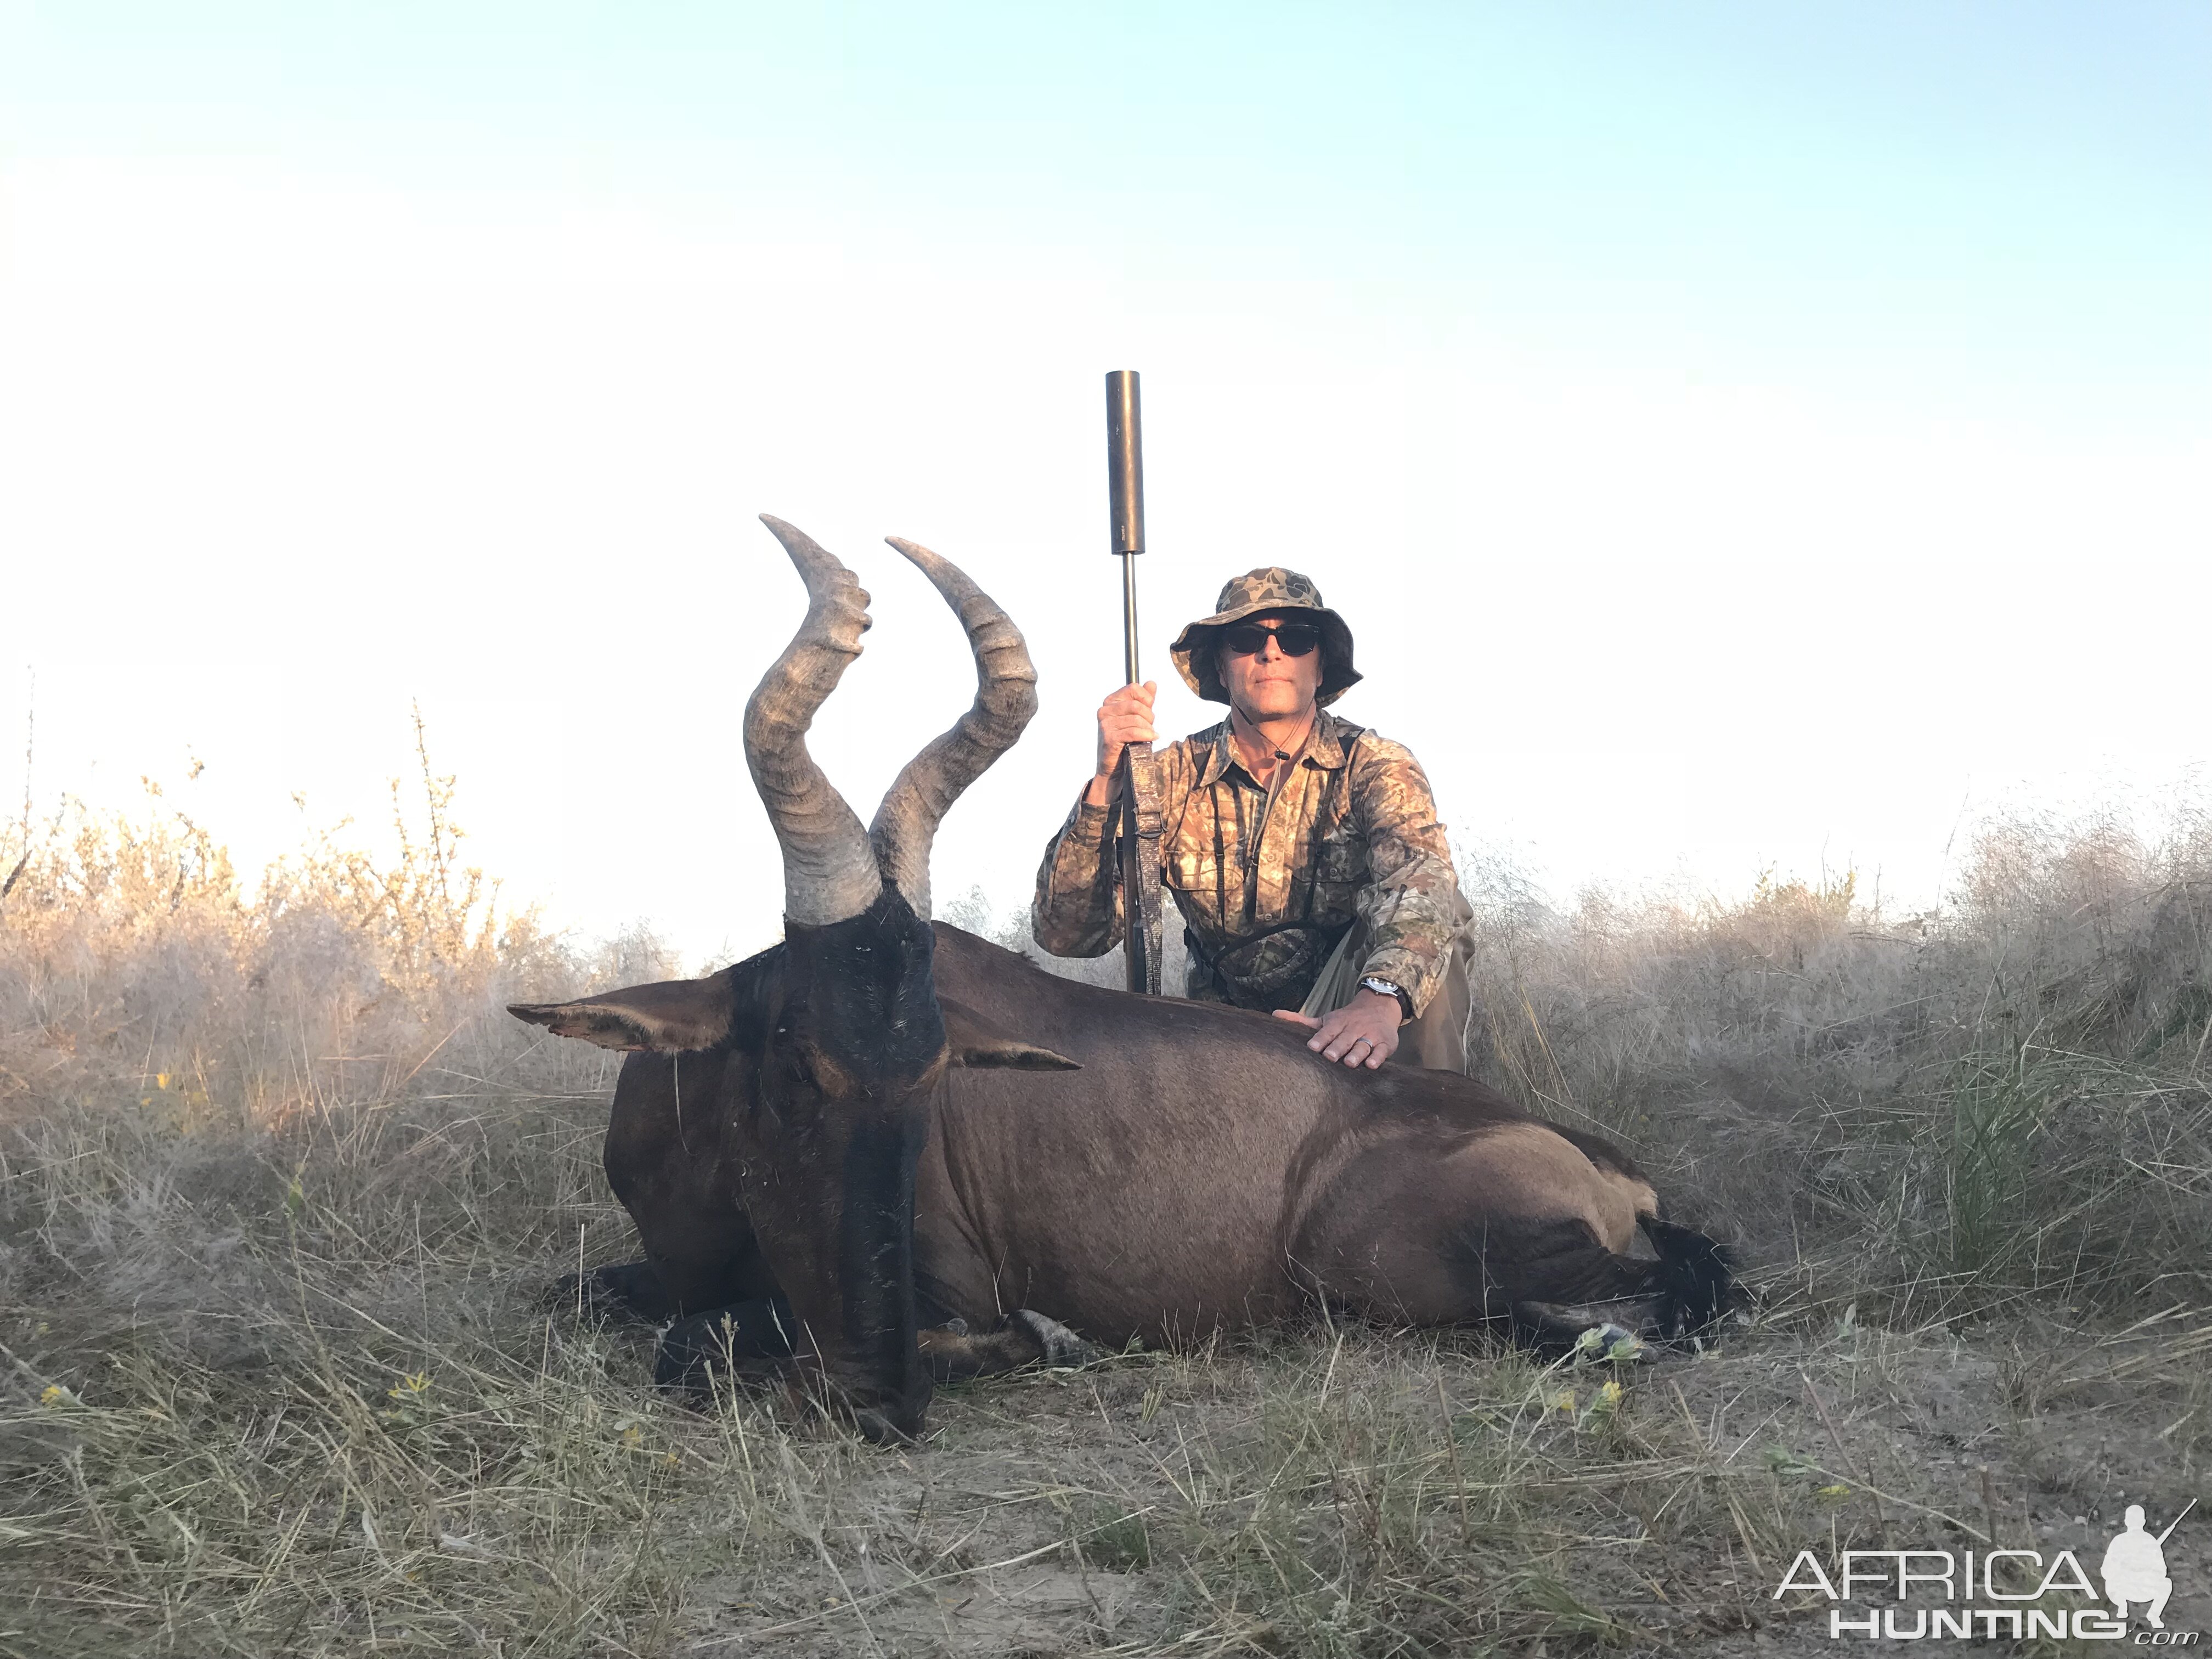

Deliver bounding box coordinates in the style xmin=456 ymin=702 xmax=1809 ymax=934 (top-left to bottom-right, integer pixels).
xmin=0 ymin=716 xmax=631 ymax=1130
xmin=0 ymin=735 xmax=708 ymax=1654
xmin=1461 ymin=814 xmax=2212 ymax=1319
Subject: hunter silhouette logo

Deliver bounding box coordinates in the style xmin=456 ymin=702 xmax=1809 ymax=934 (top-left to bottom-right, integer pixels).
xmin=1772 ymin=1498 xmax=2200 ymax=1641
xmin=2103 ymin=1500 xmax=2193 ymax=1630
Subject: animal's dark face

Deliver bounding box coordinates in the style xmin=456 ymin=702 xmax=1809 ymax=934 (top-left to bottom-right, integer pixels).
xmin=763 ymin=891 xmax=946 ymax=1128
xmin=736 ymin=889 xmax=944 ymax=1438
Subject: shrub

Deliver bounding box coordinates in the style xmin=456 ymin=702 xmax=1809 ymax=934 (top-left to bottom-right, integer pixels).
xmin=1460 ymin=814 xmax=2212 ymax=1316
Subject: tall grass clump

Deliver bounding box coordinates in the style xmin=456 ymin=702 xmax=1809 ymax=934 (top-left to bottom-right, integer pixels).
xmin=0 ymin=715 xmax=604 ymax=1125
xmin=0 ymin=730 xmax=719 ymax=1656
xmin=1462 ymin=811 xmax=2212 ymax=1318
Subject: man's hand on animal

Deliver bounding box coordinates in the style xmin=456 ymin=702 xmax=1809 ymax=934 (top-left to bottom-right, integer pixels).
xmin=1083 ymin=679 xmax=1158 ymax=808
xmin=1274 ymin=988 xmax=1403 ymax=1068
xmin=1036 ymin=566 xmax=1481 ymax=1071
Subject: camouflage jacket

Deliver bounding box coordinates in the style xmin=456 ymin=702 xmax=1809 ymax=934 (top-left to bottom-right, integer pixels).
xmin=1031 ymin=710 xmax=1469 ymax=1016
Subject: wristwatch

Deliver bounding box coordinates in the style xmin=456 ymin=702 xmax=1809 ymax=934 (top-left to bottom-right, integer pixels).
xmin=1358 ymin=976 xmax=1413 ymax=1024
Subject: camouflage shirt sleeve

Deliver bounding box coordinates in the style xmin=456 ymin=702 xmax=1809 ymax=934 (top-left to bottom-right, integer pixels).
xmin=1031 ymin=787 xmax=1124 ymax=957
xmin=1032 ymin=741 xmax=1198 ymax=958
xmin=1345 ymin=733 xmax=1472 ymax=1019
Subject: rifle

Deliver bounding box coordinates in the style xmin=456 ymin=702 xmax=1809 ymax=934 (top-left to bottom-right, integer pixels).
xmin=1105 ymin=369 xmax=1167 ymax=995
xmin=2155 ymin=1498 xmax=2196 ymax=1545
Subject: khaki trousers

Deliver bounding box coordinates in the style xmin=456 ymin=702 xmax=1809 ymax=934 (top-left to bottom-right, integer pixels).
xmin=1298 ymin=915 xmax=1477 ymax=1074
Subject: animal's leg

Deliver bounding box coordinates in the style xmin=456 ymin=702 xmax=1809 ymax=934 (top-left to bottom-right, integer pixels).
xmin=1506 ymin=1219 xmax=1734 ymax=1346
xmin=654 ymin=1295 xmax=799 ymax=1388
xmin=549 ymin=1259 xmax=679 ymax=1323
xmin=654 ymin=1299 xmax=1095 ymax=1396
xmin=1309 ymin=1223 xmax=1695 ymax=1349
xmin=602 ymin=1050 xmax=782 ymax=1318
xmin=909 ymin=1148 xmax=1102 ymax=1377
xmin=639 ymin=1238 xmax=780 ymax=1316
xmin=1513 ymin=1296 xmax=1661 ymax=1347
xmin=1292 ymin=1131 xmax=1731 ymax=1342
xmin=918 ymin=1310 xmax=1101 ymax=1381
xmin=549 ymin=1244 xmax=765 ymax=1324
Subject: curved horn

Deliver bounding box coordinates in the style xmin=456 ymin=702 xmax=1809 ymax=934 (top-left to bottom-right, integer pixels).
xmin=744 ymin=516 xmax=884 ymax=927
xmin=869 ymin=538 xmax=1039 ymax=916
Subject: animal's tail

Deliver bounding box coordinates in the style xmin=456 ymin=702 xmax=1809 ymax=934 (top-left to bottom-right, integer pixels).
xmin=1644 ymin=1218 xmax=1736 ymax=1336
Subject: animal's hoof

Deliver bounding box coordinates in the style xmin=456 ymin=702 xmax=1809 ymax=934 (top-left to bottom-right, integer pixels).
xmin=851 ymin=1406 xmax=922 ymax=1447
xmin=1576 ymin=1322 xmax=1646 ymax=1360
xmin=653 ymin=1317 xmax=720 ymax=1390
xmin=653 ymin=1297 xmax=798 ymax=1390
xmin=1515 ymin=1297 xmax=1666 ymax=1354
xmin=940 ymin=1317 xmax=969 ymax=1336
xmin=1011 ymin=1308 xmax=1101 ymax=1368
xmin=549 ymin=1260 xmax=674 ymax=1324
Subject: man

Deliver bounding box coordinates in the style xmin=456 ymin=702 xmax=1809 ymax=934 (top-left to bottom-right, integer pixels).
xmin=1033 ymin=567 xmax=1476 ymax=1070
xmin=2100 ymin=1505 xmax=2174 ymax=1628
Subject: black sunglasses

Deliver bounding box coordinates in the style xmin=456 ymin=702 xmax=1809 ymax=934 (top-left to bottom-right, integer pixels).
xmin=1220 ymin=621 xmax=1322 ymax=658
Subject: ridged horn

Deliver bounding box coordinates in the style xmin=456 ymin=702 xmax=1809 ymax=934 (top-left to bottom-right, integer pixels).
xmin=743 ymin=516 xmax=884 ymax=927
xmin=869 ymin=538 xmax=1039 ymax=917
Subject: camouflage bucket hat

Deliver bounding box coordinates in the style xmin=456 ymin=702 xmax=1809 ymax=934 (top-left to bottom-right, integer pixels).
xmin=1169 ymin=567 xmax=1362 ymax=708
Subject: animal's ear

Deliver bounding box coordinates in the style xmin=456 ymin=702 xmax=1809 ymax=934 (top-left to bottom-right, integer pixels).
xmin=939 ymin=996 xmax=1081 ymax=1071
xmin=509 ymin=968 xmax=738 ymax=1053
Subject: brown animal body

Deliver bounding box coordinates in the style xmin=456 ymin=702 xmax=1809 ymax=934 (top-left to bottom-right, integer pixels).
xmin=515 ymin=518 xmax=1729 ymax=1441
xmin=582 ymin=925 xmax=1715 ymax=1362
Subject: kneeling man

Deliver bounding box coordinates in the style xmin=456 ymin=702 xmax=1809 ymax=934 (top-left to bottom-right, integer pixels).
xmin=1033 ymin=567 xmax=1475 ymax=1070
xmin=2101 ymin=1505 xmax=2173 ymax=1628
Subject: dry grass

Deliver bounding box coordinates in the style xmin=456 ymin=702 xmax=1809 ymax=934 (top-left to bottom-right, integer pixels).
xmin=4 ymin=760 xmax=2210 ymax=1655
xmin=1462 ymin=815 xmax=2212 ymax=1317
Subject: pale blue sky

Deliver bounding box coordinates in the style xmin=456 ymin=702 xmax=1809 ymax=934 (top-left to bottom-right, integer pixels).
xmin=13 ymin=7 xmax=2206 ymax=331
xmin=3 ymin=5 xmax=2206 ymax=956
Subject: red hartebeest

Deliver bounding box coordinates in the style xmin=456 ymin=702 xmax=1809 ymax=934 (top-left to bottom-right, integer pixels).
xmin=512 ymin=520 xmax=1730 ymax=1441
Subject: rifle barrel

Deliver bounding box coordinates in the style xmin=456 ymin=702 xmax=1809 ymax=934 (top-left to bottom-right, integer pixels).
xmin=2155 ymin=1496 xmax=2196 ymax=1545
xmin=1105 ymin=369 xmax=1144 ymax=685
xmin=1102 ymin=367 xmax=1163 ymax=996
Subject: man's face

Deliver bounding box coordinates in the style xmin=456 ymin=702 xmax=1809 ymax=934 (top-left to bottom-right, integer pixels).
xmin=1216 ymin=608 xmax=1325 ymax=724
